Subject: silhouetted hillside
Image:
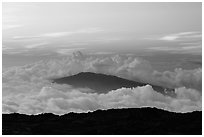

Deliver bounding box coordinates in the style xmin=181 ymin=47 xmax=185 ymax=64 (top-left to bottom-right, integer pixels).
xmin=3 ymin=107 xmax=201 ymax=135
xmin=52 ymin=72 xmax=175 ymax=96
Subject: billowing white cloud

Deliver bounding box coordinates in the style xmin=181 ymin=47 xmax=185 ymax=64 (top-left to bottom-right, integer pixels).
xmin=152 ymin=68 xmax=202 ymax=91
xmin=3 ymin=84 xmax=201 ymax=115
xmin=2 ymin=52 xmax=202 ymax=114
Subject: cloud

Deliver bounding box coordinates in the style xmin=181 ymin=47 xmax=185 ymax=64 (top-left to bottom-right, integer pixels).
xmin=41 ymin=32 xmax=72 ymax=38
xmin=3 ymin=24 xmax=23 ymax=30
xmin=148 ymin=45 xmax=202 ymax=52
xmin=2 ymin=52 xmax=202 ymax=114
xmin=2 ymin=49 xmax=30 ymax=55
xmin=181 ymin=45 xmax=202 ymax=50
xmin=3 ymin=84 xmax=201 ymax=115
xmin=56 ymin=48 xmax=86 ymax=55
xmin=159 ymin=31 xmax=201 ymax=41
xmin=12 ymin=28 xmax=104 ymax=40
xmin=151 ymin=68 xmax=202 ymax=91
xmin=3 ymin=52 xmax=201 ymax=91
xmin=90 ymin=51 xmax=115 ymax=55
xmin=2 ymin=45 xmax=13 ymax=51
xmin=145 ymin=31 xmax=202 ymax=55
xmin=147 ymin=46 xmax=202 ymax=55
xmin=25 ymin=42 xmax=49 ymax=49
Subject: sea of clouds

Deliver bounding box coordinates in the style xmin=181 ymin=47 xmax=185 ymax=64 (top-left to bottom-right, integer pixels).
xmin=2 ymin=52 xmax=202 ymax=114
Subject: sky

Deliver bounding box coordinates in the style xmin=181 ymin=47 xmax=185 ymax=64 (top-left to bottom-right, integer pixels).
xmin=2 ymin=2 xmax=202 ymax=69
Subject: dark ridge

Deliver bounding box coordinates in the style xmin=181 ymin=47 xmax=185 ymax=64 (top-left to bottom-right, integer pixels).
xmin=3 ymin=107 xmax=202 ymax=135
xmin=52 ymin=72 xmax=175 ymax=96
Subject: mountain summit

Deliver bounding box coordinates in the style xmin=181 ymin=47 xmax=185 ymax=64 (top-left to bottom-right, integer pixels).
xmin=52 ymin=72 xmax=175 ymax=96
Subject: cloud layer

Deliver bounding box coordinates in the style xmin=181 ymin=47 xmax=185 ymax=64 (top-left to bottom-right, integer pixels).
xmin=3 ymin=84 xmax=201 ymax=115
xmin=3 ymin=52 xmax=202 ymax=114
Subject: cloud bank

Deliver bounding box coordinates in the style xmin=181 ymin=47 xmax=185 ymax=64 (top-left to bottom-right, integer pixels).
xmin=3 ymin=52 xmax=202 ymax=114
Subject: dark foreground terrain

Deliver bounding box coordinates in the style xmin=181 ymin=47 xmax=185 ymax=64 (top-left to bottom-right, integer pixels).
xmin=3 ymin=107 xmax=202 ymax=135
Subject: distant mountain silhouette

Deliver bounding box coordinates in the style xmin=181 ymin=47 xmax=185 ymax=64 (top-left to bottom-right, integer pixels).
xmin=3 ymin=107 xmax=201 ymax=135
xmin=52 ymin=72 xmax=175 ymax=96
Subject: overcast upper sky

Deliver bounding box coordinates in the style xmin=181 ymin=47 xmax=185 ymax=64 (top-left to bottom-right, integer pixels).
xmin=2 ymin=2 xmax=202 ymax=68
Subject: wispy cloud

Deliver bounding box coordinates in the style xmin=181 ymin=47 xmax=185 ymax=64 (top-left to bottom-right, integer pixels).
xmin=181 ymin=45 xmax=202 ymax=50
xmin=145 ymin=31 xmax=201 ymax=42
xmin=159 ymin=31 xmax=201 ymax=41
xmin=147 ymin=45 xmax=202 ymax=55
xmin=2 ymin=49 xmax=29 ymax=55
xmin=2 ymin=45 xmax=13 ymax=51
xmin=41 ymin=32 xmax=71 ymax=38
xmin=3 ymin=24 xmax=23 ymax=30
xmin=12 ymin=28 xmax=104 ymax=40
xmin=148 ymin=46 xmax=200 ymax=51
xmin=25 ymin=42 xmax=49 ymax=49
xmin=179 ymin=42 xmax=202 ymax=46
xmin=56 ymin=48 xmax=86 ymax=55
xmin=90 ymin=51 xmax=115 ymax=55
xmin=145 ymin=31 xmax=202 ymax=55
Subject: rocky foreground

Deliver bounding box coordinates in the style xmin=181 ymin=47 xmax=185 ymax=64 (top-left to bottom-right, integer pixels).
xmin=2 ymin=107 xmax=202 ymax=135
